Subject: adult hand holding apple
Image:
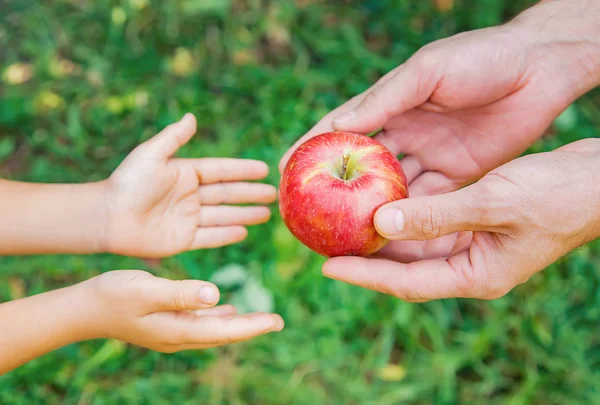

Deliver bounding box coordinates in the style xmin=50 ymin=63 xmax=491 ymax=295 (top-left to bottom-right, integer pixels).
xmin=279 ymin=0 xmax=600 ymax=264
xmin=324 ymin=138 xmax=600 ymax=301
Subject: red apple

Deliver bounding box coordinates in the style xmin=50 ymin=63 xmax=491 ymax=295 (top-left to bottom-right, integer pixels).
xmin=279 ymin=131 xmax=408 ymax=257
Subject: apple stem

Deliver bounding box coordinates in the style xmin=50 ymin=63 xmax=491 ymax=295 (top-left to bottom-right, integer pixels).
xmin=341 ymin=153 xmax=350 ymax=180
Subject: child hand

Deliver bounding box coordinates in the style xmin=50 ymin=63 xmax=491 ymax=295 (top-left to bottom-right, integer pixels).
xmin=84 ymin=270 xmax=284 ymax=352
xmin=104 ymin=113 xmax=276 ymax=258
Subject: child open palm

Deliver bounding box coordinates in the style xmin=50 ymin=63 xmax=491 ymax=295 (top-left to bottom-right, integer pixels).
xmin=106 ymin=113 xmax=276 ymax=257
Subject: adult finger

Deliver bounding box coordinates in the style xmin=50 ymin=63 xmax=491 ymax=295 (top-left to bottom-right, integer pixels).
xmin=141 ymin=113 xmax=197 ymax=159
xmin=407 ymin=171 xmax=459 ymax=198
xmin=373 ymin=233 xmax=460 ymax=263
xmin=322 ymin=253 xmax=488 ymax=301
xmin=398 ymin=155 xmax=424 ymax=184
xmin=191 ymin=226 xmax=248 ymax=249
xmin=332 ymin=56 xmax=439 ymax=134
xmin=278 ymin=92 xmax=367 ymax=173
xmin=278 ymin=65 xmax=408 ymax=173
xmin=198 ymin=206 xmax=271 ymax=227
xmin=179 ymin=159 xmax=270 ymax=184
xmin=198 ymin=183 xmax=277 ymax=205
xmin=373 ymin=184 xmax=506 ymax=240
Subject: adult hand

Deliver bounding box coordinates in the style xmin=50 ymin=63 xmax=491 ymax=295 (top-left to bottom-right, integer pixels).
xmin=322 ymin=138 xmax=600 ymax=301
xmin=106 ymin=113 xmax=277 ymax=258
xmin=279 ymin=0 xmax=600 ymax=262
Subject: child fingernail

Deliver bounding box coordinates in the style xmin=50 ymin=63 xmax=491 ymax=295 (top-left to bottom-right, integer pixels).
xmin=199 ymin=286 xmax=218 ymax=303
xmin=272 ymin=316 xmax=284 ymax=331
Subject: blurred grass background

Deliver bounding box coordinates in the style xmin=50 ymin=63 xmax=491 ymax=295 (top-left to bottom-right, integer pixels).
xmin=1 ymin=0 xmax=600 ymax=404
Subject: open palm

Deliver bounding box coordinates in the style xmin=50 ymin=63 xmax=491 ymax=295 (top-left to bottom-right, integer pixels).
xmin=106 ymin=114 xmax=276 ymax=258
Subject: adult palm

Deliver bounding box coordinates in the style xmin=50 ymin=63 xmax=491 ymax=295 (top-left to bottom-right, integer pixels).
xmin=280 ymin=20 xmax=600 ymax=262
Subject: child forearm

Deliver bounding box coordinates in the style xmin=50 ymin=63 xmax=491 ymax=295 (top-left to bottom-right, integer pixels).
xmin=0 ymin=269 xmax=284 ymax=375
xmin=0 ymin=114 xmax=276 ymax=258
xmin=0 ymin=283 xmax=93 ymax=375
xmin=0 ymin=180 xmax=109 ymax=255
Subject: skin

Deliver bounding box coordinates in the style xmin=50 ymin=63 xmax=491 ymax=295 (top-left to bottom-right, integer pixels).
xmin=0 ymin=113 xmax=278 ymax=257
xmin=326 ymin=138 xmax=600 ymax=301
xmin=0 ymin=270 xmax=284 ymax=375
xmin=1 ymin=114 xmax=283 ymax=373
xmin=280 ymin=0 xmax=600 ymax=299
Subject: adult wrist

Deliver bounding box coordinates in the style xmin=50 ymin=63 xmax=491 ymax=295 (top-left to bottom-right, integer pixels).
xmin=514 ymin=0 xmax=600 ymax=43
xmin=556 ymin=138 xmax=600 ymax=246
xmin=509 ymin=0 xmax=600 ymax=94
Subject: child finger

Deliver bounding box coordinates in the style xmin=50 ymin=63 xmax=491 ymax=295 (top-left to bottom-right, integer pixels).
xmin=198 ymin=183 xmax=277 ymax=205
xmin=191 ymin=226 xmax=248 ymax=249
xmin=176 ymin=313 xmax=284 ymax=346
xmin=194 ymin=304 xmax=237 ymax=317
xmin=176 ymin=158 xmax=269 ymax=184
xmin=142 ymin=113 xmax=197 ymax=159
xmin=198 ymin=206 xmax=271 ymax=227
xmin=140 ymin=277 xmax=220 ymax=312
xmin=167 ymin=334 xmax=265 ymax=351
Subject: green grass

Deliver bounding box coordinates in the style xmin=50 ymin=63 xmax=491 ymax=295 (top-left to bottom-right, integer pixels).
xmin=1 ymin=0 xmax=600 ymax=403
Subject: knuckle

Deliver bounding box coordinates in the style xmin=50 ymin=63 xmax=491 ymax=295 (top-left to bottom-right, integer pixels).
xmin=171 ymin=281 xmax=190 ymax=311
xmin=349 ymin=93 xmax=364 ymax=105
xmin=450 ymin=260 xmax=484 ymax=299
xmin=220 ymin=184 xmax=233 ymax=204
xmin=208 ymin=319 xmax=242 ymax=346
xmin=414 ymin=205 xmax=444 ymax=239
xmin=413 ymin=44 xmax=439 ymax=71
xmin=359 ymin=90 xmax=380 ymax=112
xmin=126 ymin=272 xmax=154 ymax=297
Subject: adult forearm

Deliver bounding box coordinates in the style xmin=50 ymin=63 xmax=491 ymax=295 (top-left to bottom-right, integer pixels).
xmin=0 ymin=180 xmax=109 ymax=255
xmin=0 ymin=284 xmax=93 ymax=375
xmin=511 ymin=0 xmax=600 ymax=96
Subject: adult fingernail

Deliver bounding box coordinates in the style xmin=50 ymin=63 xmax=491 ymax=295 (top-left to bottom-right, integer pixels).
xmin=333 ymin=110 xmax=356 ymax=124
xmin=375 ymin=208 xmax=405 ymax=236
xmin=199 ymin=286 xmax=218 ymax=303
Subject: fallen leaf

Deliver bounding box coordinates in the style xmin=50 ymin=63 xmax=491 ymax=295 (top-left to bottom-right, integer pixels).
xmin=377 ymin=364 xmax=407 ymax=382
xmin=2 ymin=63 xmax=33 ymax=85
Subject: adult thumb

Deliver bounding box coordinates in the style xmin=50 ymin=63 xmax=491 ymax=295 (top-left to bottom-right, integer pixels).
xmin=373 ymin=187 xmax=499 ymax=241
